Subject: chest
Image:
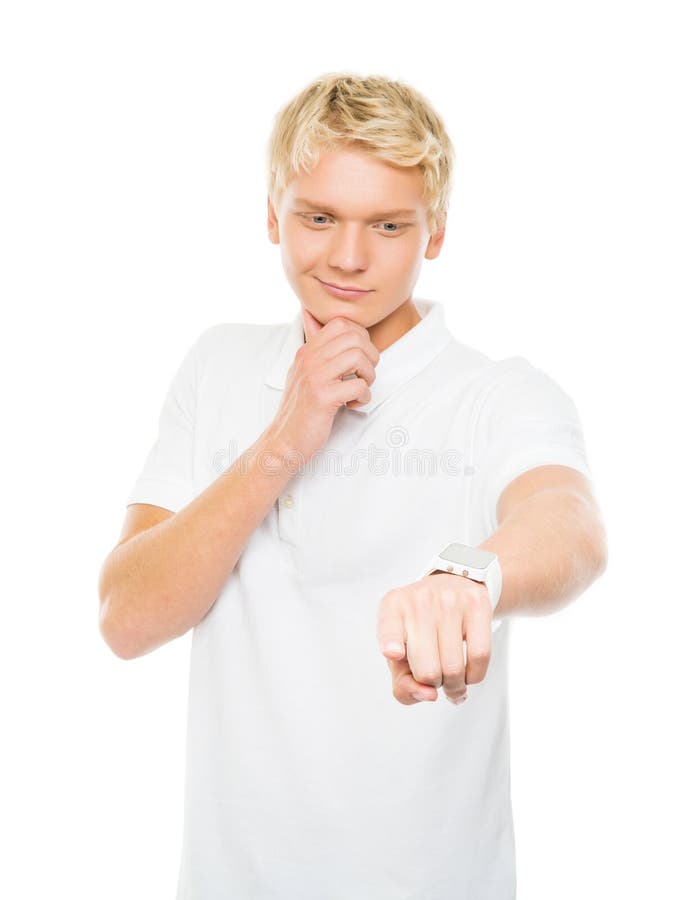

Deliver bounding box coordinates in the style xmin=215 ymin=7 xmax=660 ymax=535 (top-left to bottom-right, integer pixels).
xmin=191 ymin=373 xmax=484 ymax=584
xmin=271 ymin=399 xmax=477 ymax=583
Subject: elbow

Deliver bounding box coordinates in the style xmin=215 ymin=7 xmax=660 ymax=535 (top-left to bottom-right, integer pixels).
xmin=595 ymin=539 xmax=609 ymax=581
xmin=98 ymin=565 xmax=141 ymax=661
xmin=98 ymin=585 xmax=167 ymax=661
xmin=98 ymin=561 xmax=124 ymax=659
xmin=589 ymin=516 xmax=609 ymax=583
xmin=574 ymin=489 xmax=608 ymax=583
xmin=99 ymin=597 xmax=140 ymax=660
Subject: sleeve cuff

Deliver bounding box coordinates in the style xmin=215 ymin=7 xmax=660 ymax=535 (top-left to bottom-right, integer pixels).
xmin=125 ymin=478 xmax=191 ymax=514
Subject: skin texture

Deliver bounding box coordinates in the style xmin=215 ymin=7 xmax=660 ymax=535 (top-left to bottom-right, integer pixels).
xmin=267 ymin=309 xmax=381 ymax=462
xmin=104 ymin=147 xmax=608 ymax=706
xmin=267 ymin=146 xmax=608 ymax=707
xmin=378 ymin=465 xmax=608 ymax=706
xmin=100 ymin=148 xmax=445 ymax=661
xmin=267 ymin=146 xmax=446 ymax=353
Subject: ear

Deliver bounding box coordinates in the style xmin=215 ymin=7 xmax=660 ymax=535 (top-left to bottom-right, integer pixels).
xmin=424 ymin=216 xmax=447 ymax=260
xmin=267 ymin=194 xmax=280 ymax=245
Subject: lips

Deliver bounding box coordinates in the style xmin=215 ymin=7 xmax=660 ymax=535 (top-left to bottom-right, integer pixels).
xmin=317 ymin=279 xmax=373 ymax=300
xmin=322 ymin=280 xmax=370 ymax=292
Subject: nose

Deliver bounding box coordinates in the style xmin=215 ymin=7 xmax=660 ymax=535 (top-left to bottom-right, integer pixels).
xmin=326 ymin=223 xmax=370 ymax=274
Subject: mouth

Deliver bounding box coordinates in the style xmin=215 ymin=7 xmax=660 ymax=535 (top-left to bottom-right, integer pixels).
xmin=316 ymin=278 xmax=373 ymax=299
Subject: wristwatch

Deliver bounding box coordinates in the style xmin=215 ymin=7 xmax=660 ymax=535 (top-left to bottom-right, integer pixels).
xmin=420 ymin=541 xmax=502 ymax=612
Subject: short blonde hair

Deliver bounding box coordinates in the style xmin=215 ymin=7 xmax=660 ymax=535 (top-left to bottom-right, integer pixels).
xmin=265 ymin=71 xmax=455 ymax=237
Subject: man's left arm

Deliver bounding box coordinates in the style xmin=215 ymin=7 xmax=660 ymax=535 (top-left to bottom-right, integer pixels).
xmin=377 ymin=463 xmax=608 ymax=705
xmin=479 ymin=464 xmax=608 ymax=621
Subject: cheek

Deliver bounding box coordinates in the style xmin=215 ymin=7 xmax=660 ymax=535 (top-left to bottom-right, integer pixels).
xmin=281 ymin=226 xmax=321 ymax=263
xmin=381 ymin=242 xmax=419 ymax=276
xmin=279 ymin=235 xmax=308 ymax=271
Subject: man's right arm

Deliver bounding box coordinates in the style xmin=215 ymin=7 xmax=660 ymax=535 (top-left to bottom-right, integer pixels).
xmin=100 ymin=312 xmax=379 ymax=660
xmin=98 ymin=426 xmax=296 ymax=660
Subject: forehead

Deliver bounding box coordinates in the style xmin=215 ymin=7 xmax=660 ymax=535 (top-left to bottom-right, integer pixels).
xmin=283 ymin=147 xmax=426 ymax=213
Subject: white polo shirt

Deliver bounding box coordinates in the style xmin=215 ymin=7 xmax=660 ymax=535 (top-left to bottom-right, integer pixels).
xmin=126 ymin=297 xmax=593 ymax=900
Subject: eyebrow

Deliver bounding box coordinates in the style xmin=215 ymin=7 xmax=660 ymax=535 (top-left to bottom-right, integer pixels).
xmin=292 ymin=197 xmax=418 ymax=219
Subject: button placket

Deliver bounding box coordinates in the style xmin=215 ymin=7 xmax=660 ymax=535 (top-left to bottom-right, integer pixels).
xmin=277 ymin=479 xmax=300 ymax=545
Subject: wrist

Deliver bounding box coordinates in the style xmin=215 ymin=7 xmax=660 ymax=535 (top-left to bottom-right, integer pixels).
xmin=419 ymin=542 xmax=502 ymax=612
xmin=251 ymin=428 xmax=305 ymax=478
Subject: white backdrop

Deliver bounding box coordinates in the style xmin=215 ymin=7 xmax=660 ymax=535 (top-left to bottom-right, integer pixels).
xmin=2 ymin=1 xmax=685 ymax=897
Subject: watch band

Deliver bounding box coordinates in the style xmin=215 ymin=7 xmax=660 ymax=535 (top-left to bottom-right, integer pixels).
xmin=420 ymin=547 xmax=502 ymax=612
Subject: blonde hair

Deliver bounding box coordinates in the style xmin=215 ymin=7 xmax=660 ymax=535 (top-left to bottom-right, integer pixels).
xmin=265 ymin=72 xmax=455 ymax=237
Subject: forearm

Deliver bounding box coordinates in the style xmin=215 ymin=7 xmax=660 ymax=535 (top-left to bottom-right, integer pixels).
xmin=100 ymin=426 xmax=298 ymax=659
xmin=478 ymin=488 xmax=608 ymax=620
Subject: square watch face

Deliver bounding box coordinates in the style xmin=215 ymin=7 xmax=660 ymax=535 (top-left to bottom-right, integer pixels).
xmin=438 ymin=542 xmax=495 ymax=570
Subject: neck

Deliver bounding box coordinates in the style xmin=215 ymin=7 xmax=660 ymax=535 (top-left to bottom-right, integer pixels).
xmin=367 ymin=299 xmax=422 ymax=353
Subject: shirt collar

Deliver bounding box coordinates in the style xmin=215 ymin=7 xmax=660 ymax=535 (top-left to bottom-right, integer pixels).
xmin=264 ymin=298 xmax=454 ymax=414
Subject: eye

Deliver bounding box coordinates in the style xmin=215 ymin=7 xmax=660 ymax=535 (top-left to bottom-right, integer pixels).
xmin=301 ymin=215 xmax=407 ymax=234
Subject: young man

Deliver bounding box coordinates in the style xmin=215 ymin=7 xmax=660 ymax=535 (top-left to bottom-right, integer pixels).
xmin=99 ymin=73 xmax=608 ymax=899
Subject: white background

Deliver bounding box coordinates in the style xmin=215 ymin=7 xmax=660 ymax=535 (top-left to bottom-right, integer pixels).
xmin=2 ymin=1 xmax=685 ymax=897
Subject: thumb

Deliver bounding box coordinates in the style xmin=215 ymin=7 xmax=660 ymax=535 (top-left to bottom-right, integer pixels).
xmin=301 ymin=306 xmax=324 ymax=343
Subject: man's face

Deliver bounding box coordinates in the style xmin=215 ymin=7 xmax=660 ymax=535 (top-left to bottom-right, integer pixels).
xmin=267 ymin=146 xmax=445 ymax=347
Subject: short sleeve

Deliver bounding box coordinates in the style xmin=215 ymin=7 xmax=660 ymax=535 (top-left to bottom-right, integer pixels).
xmin=125 ymin=335 xmax=201 ymax=514
xmin=471 ymin=357 xmax=593 ymax=535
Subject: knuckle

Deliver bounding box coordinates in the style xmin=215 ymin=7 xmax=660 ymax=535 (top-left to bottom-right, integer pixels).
xmin=414 ymin=584 xmax=433 ymax=603
xmin=414 ymin=668 xmax=442 ymax=686
xmin=441 ymin=662 xmax=465 ymax=677
xmin=363 ymin=337 xmax=380 ymax=361
xmin=439 ymin=590 xmax=459 ymax=611
xmin=470 ymin=584 xmax=489 ymax=607
xmin=295 ymin=348 xmax=313 ymax=372
xmin=414 ymin=593 xmax=435 ymax=614
xmin=377 ymin=629 xmax=399 ymax=645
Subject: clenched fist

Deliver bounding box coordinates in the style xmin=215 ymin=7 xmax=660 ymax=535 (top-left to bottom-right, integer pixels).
xmin=377 ymin=572 xmax=494 ymax=706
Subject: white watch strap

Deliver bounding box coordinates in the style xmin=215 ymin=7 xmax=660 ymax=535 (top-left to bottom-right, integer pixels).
xmin=484 ymin=558 xmax=502 ymax=612
xmin=420 ymin=556 xmax=502 ymax=612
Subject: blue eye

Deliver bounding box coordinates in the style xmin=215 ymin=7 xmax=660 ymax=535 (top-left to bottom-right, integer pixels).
xmin=302 ymin=215 xmax=405 ymax=234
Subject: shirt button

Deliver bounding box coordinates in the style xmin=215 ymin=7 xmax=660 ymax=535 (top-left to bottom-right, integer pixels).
xmin=282 ymin=494 xmax=295 ymax=508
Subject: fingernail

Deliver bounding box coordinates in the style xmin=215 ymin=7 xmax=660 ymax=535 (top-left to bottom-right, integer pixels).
xmin=411 ymin=692 xmax=429 ymax=702
xmin=448 ymin=695 xmax=467 ymax=705
xmin=386 ymin=643 xmax=405 ymax=655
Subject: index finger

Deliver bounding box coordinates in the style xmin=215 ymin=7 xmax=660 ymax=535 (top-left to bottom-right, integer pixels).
xmin=301 ymin=306 xmax=324 ymax=342
xmin=326 ymin=314 xmax=375 ymax=342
